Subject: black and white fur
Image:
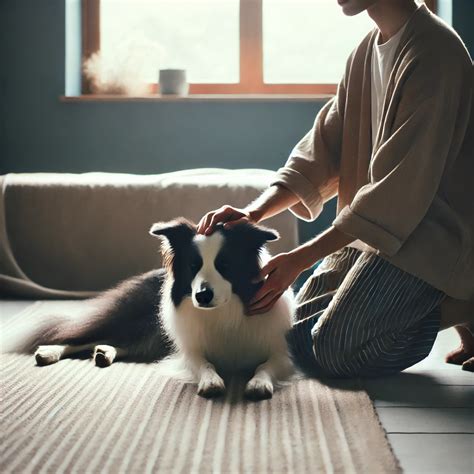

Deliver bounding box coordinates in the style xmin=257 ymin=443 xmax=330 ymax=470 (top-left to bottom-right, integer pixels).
xmin=29 ymin=219 xmax=296 ymax=399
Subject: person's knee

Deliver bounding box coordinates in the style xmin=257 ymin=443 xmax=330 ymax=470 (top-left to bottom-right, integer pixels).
xmin=311 ymin=322 xmax=360 ymax=377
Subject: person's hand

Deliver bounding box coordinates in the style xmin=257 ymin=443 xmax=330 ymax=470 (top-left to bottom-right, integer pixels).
xmin=197 ymin=205 xmax=256 ymax=235
xmin=247 ymin=251 xmax=307 ymax=316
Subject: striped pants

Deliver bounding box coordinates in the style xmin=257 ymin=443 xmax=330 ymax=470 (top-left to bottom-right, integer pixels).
xmin=286 ymin=247 xmax=446 ymax=377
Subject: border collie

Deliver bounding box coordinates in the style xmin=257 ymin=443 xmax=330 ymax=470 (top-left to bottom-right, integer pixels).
xmin=29 ymin=219 xmax=296 ymax=400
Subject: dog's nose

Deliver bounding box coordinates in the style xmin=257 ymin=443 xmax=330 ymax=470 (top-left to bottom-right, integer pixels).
xmin=195 ymin=287 xmax=214 ymax=306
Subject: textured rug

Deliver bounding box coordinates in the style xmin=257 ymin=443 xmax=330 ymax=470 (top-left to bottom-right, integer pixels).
xmin=0 ymin=302 xmax=400 ymax=473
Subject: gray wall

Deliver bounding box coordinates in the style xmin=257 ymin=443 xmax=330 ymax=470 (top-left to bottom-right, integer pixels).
xmin=1 ymin=0 xmax=472 ymax=244
xmin=452 ymin=0 xmax=474 ymax=55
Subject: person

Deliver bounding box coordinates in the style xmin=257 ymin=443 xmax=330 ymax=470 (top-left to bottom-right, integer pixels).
xmin=197 ymin=0 xmax=474 ymax=376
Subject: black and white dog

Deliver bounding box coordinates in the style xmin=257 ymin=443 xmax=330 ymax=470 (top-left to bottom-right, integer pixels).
xmin=31 ymin=219 xmax=296 ymax=400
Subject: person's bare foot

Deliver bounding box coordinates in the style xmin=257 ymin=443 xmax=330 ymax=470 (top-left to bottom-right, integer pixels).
xmin=461 ymin=357 xmax=474 ymax=371
xmin=445 ymin=325 xmax=474 ymax=372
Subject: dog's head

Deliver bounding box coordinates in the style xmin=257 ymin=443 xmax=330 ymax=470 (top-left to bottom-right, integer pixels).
xmin=149 ymin=218 xmax=279 ymax=309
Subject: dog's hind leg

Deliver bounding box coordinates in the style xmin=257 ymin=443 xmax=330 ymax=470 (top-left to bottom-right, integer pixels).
xmin=35 ymin=343 xmax=96 ymax=366
xmin=93 ymin=345 xmax=128 ymax=367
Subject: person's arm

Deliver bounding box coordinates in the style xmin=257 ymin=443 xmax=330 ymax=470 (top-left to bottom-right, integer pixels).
xmin=198 ymin=54 xmax=352 ymax=236
xmin=292 ymin=225 xmax=355 ymax=270
xmin=197 ymin=184 xmax=298 ymax=235
xmin=246 ymin=184 xmax=300 ymax=223
xmin=247 ymin=226 xmax=354 ymax=314
xmin=269 ymin=55 xmax=351 ymax=223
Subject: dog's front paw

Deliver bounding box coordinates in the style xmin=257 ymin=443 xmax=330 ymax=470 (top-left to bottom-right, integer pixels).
xmin=35 ymin=346 xmax=62 ymax=366
xmin=244 ymin=378 xmax=274 ymax=400
xmin=197 ymin=373 xmax=226 ymax=398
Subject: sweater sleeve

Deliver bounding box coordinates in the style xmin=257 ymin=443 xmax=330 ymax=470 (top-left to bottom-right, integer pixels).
xmin=332 ymin=53 xmax=472 ymax=256
xmin=270 ymin=76 xmax=346 ymax=222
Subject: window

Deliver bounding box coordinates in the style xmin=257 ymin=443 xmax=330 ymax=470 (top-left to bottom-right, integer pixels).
xmin=100 ymin=0 xmax=240 ymax=84
xmin=82 ymin=0 xmax=436 ymax=95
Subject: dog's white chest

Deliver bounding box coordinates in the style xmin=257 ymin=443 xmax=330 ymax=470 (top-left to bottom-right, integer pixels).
xmin=165 ymin=294 xmax=293 ymax=372
xmin=203 ymin=315 xmax=271 ymax=371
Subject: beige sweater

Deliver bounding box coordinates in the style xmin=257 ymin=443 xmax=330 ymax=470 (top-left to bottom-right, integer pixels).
xmin=272 ymin=5 xmax=474 ymax=300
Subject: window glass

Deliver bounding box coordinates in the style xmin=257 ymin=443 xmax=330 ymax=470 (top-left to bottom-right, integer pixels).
xmin=263 ymin=0 xmax=374 ymax=83
xmin=100 ymin=0 xmax=240 ymax=83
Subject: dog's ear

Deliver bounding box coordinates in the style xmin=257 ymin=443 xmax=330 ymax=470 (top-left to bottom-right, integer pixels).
xmin=149 ymin=218 xmax=196 ymax=246
xmin=253 ymin=225 xmax=279 ymax=242
xmin=224 ymin=222 xmax=279 ymax=249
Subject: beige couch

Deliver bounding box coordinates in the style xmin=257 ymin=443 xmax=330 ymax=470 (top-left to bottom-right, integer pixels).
xmin=0 ymin=169 xmax=298 ymax=298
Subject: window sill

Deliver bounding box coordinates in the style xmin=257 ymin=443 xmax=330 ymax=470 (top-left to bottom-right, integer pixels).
xmin=60 ymin=94 xmax=333 ymax=103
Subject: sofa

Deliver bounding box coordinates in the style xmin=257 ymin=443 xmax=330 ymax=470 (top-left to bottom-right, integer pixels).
xmin=0 ymin=169 xmax=298 ymax=298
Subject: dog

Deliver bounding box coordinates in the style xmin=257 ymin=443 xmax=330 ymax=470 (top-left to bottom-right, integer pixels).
xmin=30 ymin=218 xmax=296 ymax=400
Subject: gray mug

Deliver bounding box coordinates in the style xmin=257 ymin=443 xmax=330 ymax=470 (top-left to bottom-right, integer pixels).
xmin=159 ymin=69 xmax=189 ymax=96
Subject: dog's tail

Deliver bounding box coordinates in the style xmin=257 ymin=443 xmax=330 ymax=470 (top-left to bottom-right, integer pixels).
xmin=1 ymin=315 xmax=67 ymax=354
xmin=1 ymin=310 xmax=87 ymax=354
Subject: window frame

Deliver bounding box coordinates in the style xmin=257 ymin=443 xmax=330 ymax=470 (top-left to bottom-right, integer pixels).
xmin=81 ymin=0 xmax=437 ymax=95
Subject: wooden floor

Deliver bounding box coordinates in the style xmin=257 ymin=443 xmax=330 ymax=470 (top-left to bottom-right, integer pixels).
xmin=364 ymin=327 xmax=474 ymax=474
xmin=1 ymin=300 xmax=473 ymax=473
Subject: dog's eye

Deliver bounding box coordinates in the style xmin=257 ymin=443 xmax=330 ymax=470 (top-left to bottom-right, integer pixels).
xmin=190 ymin=261 xmax=201 ymax=272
